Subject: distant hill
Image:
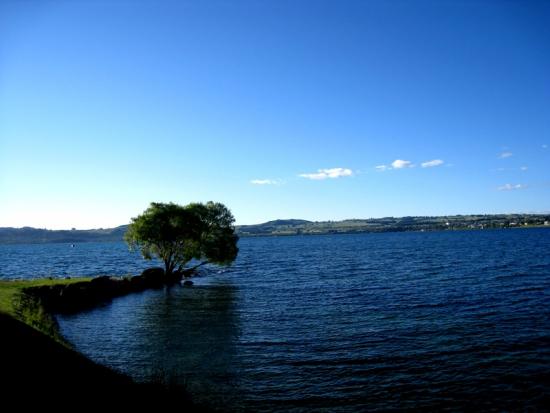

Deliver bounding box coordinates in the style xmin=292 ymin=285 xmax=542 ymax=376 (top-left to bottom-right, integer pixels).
xmin=237 ymin=219 xmax=312 ymax=236
xmin=0 ymin=225 xmax=128 ymax=244
xmin=237 ymin=214 xmax=550 ymax=236
xmin=1 ymin=214 xmax=549 ymax=244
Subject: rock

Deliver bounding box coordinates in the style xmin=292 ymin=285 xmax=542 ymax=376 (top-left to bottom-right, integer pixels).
xmin=141 ymin=267 xmax=165 ymax=288
xmin=20 ymin=266 xmax=202 ymax=316
xmin=129 ymin=275 xmax=146 ymax=292
xmin=90 ymin=275 xmax=112 ymax=287
xmin=90 ymin=276 xmax=130 ymax=297
xmin=57 ymin=283 xmax=91 ymax=312
xmin=141 ymin=267 xmax=164 ymax=278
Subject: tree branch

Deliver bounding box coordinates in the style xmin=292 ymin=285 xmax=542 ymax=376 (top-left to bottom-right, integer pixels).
xmin=176 ymin=260 xmax=209 ymax=277
xmin=189 ymin=260 xmax=209 ymax=271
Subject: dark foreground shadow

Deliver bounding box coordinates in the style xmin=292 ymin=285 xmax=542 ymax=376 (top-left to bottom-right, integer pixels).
xmin=0 ymin=312 xmax=210 ymax=410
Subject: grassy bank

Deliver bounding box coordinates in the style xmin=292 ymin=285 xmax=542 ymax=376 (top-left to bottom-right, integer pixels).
xmin=0 ymin=270 xmax=168 ymax=341
xmin=0 ymin=277 xmax=92 ymax=317
xmin=0 ymin=277 xmax=92 ymax=342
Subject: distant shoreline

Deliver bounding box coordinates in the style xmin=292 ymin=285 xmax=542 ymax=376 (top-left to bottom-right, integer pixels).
xmin=239 ymin=224 xmax=550 ymax=238
xmin=1 ymin=214 xmax=549 ymax=244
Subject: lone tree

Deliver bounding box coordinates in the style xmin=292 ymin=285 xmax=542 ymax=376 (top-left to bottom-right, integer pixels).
xmin=124 ymin=202 xmax=239 ymax=278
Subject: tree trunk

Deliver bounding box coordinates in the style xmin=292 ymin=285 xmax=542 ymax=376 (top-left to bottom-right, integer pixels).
xmin=164 ymin=259 xmax=172 ymax=276
xmin=163 ymin=259 xmax=180 ymax=284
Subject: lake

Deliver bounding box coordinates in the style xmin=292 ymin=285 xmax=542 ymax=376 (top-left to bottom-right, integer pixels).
xmin=2 ymin=229 xmax=550 ymax=410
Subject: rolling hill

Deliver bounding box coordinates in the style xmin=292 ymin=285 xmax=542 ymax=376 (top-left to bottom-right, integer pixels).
xmin=1 ymin=214 xmax=549 ymax=244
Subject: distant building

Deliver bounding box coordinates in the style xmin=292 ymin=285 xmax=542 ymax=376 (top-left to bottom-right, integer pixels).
xmin=545 ymin=221 xmax=549 ymax=226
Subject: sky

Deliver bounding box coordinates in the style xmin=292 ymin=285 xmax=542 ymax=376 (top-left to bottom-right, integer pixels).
xmin=1 ymin=0 xmax=549 ymax=229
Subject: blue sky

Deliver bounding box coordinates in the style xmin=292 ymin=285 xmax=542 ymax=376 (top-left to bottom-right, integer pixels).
xmin=1 ymin=0 xmax=549 ymax=229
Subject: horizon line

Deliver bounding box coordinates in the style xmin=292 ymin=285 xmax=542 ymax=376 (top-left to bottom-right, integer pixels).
xmin=2 ymin=211 xmax=550 ymax=231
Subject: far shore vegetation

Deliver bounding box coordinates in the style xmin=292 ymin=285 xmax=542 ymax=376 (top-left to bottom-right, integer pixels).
xmin=1 ymin=213 xmax=549 ymax=244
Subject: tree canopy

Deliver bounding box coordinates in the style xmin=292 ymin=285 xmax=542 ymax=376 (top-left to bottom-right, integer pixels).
xmin=124 ymin=202 xmax=239 ymax=277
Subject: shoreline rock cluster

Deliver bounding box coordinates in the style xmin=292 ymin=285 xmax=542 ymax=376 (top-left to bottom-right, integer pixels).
xmin=17 ymin=268 xmax=192 ymax=315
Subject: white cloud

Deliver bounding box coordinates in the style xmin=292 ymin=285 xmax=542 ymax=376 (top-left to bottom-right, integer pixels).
xmin=375 ymin=165 xmax=389 ymax=172
xmin=498 ymin=183 xmax=527 ymax=191
xmin=391 ymin=159 xmax=414 ymax=169
xmin=299 ymin=167 xmax=353 ymax=180
xmin=499 ymin=152 xmax=513 ymax=158
xmin=421 ymin=159 xmax=444 ymax=168
xmin=493 ymin=166 xmax=529 ymax=172
xmin=250 ymin=179 xmax=282 ymax=185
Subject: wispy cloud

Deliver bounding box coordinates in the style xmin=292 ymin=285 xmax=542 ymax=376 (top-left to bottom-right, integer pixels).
xmin=543 ymin=144 xmax=548 ymax=149
xmin=499 ymin=152 xmax=513 ymax=159
xmin=377 ymin=158 xmax=444 ymax=171
xmin=391 ymin=159 xmax=414 ymax=169
xmin=250 ymin=179 xmax=283 ymax=185
xmin=498 ymin=183 xmax=527 ymax=191
xmin=421 ymin=159 xmax=444 ymax=168
xmin=493 ymin=166 xmax=529 ymax=172
xmin=299 ymin=168 xmax=353 ymax=180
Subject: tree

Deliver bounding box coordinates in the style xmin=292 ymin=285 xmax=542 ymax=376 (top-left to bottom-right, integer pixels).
xmin=124 ymin=202 xmax=239 ymax=278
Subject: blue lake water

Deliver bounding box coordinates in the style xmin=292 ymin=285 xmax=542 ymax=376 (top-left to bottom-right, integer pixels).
xmin=2 ymin=229 xmax=550 ymax=410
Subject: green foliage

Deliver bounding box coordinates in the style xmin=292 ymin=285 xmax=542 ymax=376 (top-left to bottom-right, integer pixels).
xmin=0 ymin=278 xmax=92 ymax=317
xmin=12 ymin=291 xmax=65 ymax=343
xmin=0 ymin=278 xmax=92 ymax=344
xmin=124 ymin=201 xmax=239 ymax=275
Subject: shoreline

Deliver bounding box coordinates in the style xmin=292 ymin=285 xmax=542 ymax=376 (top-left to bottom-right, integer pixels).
xmin=1 ymin=224 xmax=548 ymax=246
xmin=2 ymin=215 xmax=550 ymax=244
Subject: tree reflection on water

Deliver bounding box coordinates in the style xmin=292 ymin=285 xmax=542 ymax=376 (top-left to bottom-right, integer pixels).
xmin=59 ymin=283 xmax=242 ymax=409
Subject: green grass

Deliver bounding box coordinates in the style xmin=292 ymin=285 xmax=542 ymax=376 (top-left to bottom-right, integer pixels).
xmin=0 ymin=277 xmax=92 ymax=317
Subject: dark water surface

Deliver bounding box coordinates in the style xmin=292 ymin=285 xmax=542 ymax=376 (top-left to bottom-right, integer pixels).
xmin=3 ymin=229 xmax=550 ymax=410
xmin=0 ymin=241 xmax=157 ymax=279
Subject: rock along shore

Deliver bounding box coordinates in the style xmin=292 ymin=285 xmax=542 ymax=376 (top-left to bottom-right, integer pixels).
xmin=19 ymin=267 xmax=187 ymax=315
